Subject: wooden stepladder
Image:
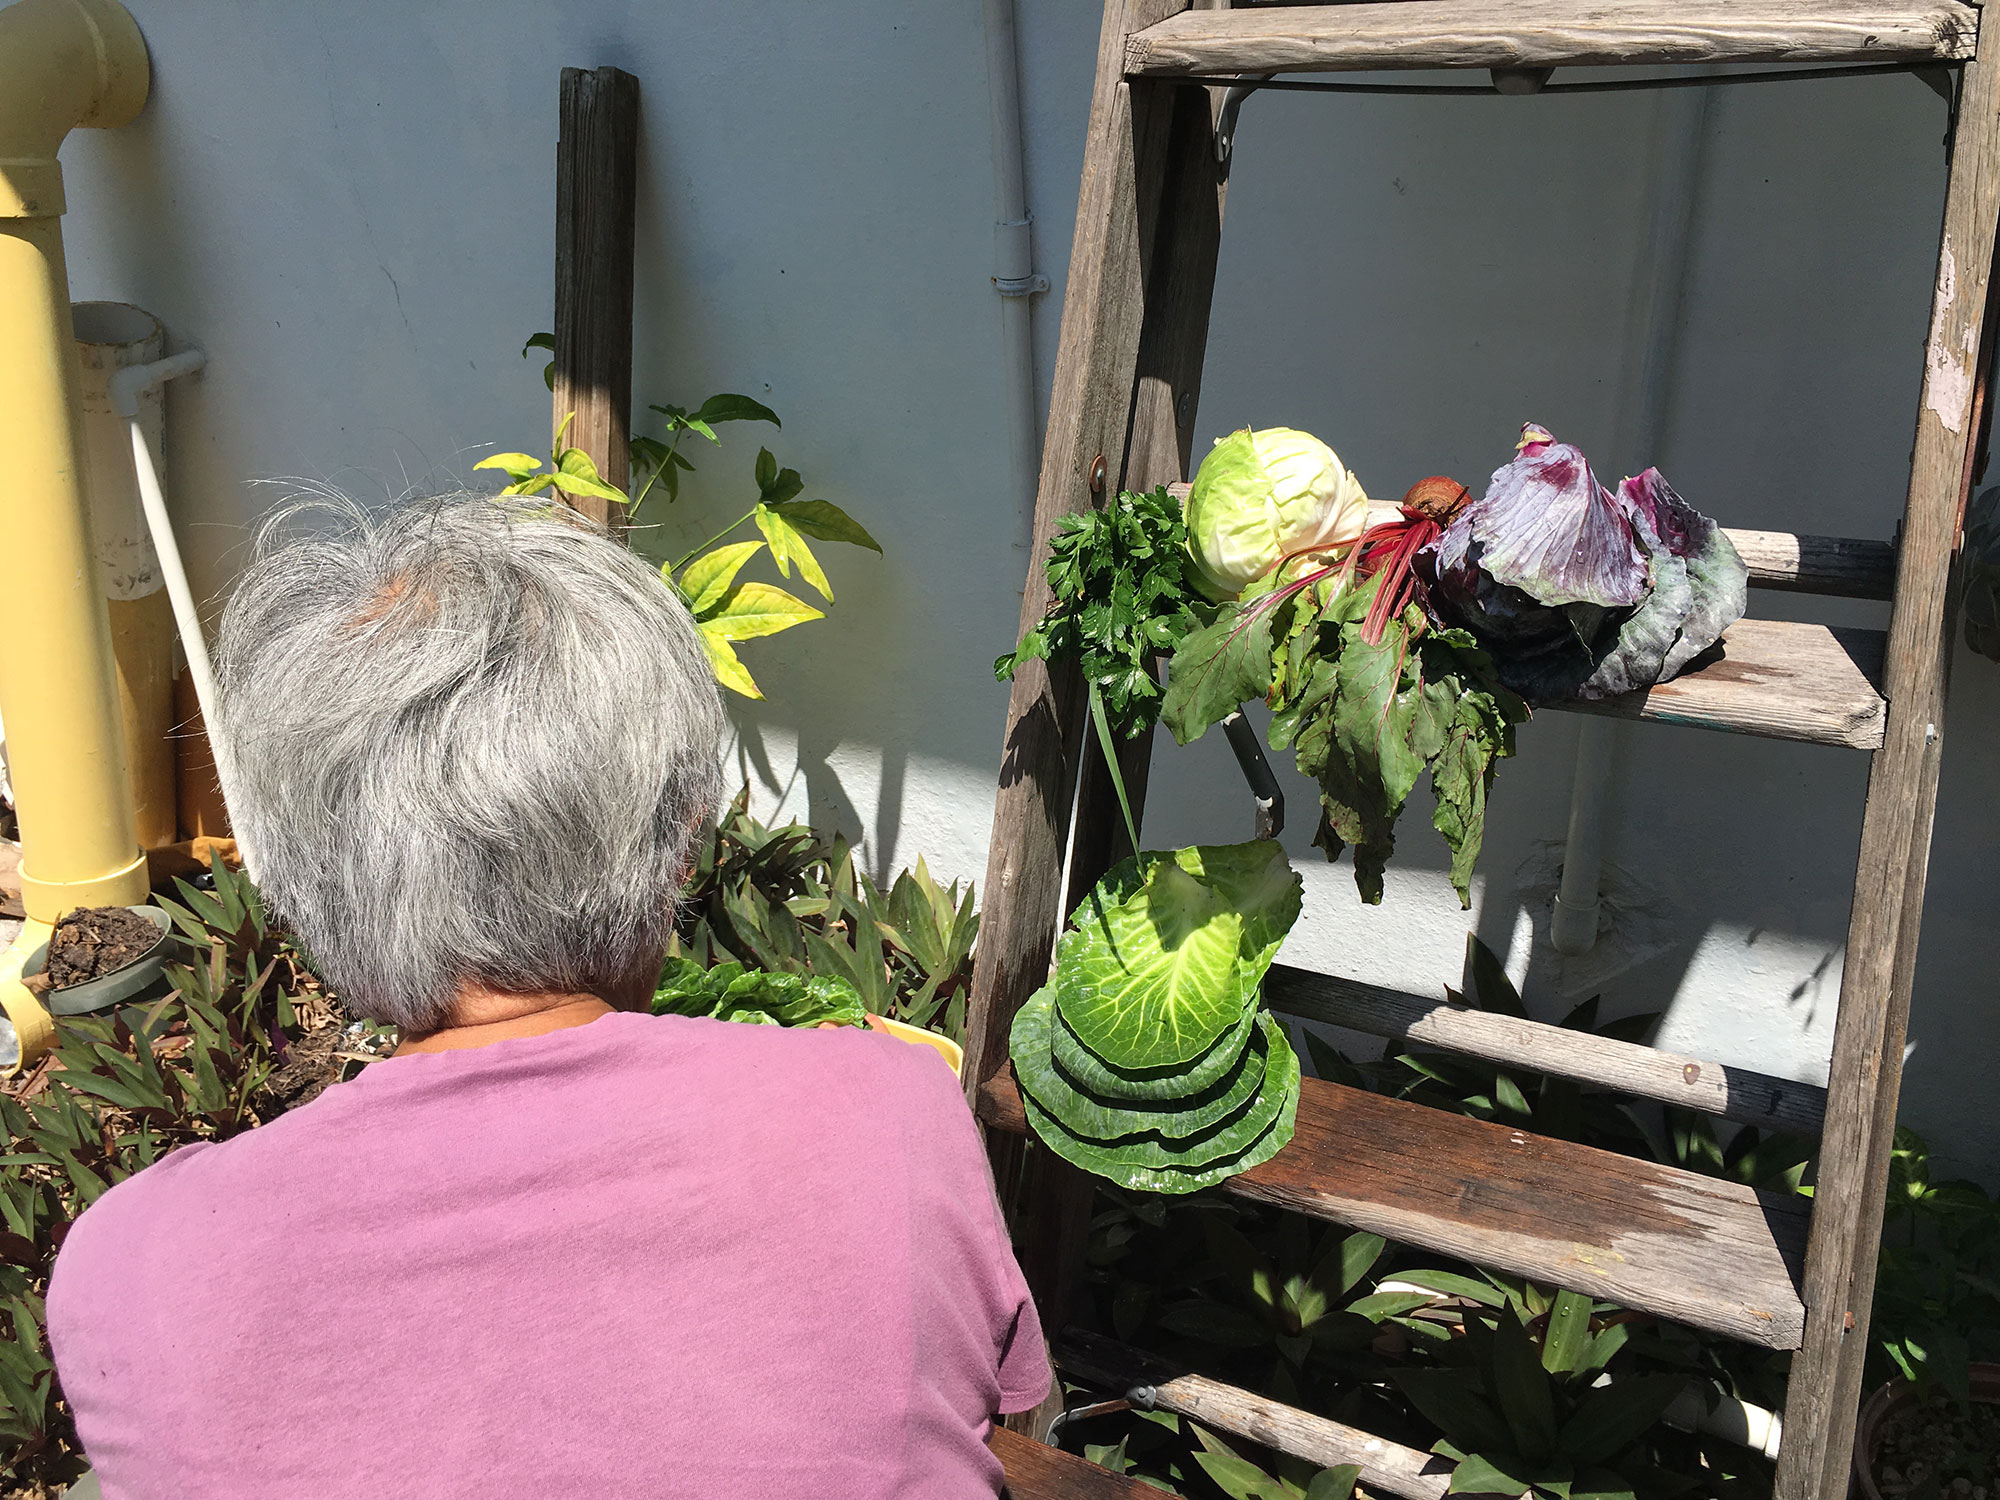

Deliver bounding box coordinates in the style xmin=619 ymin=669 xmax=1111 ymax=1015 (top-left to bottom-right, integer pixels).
xmin=964 ymin=5 xmax=2000 ymax=1498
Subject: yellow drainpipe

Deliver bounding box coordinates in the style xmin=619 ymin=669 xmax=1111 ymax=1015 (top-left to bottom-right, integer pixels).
xmin=0 ymin=0 xmax=152 ymax=1069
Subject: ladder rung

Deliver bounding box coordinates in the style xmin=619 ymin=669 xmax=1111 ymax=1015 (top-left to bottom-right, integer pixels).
xmin=1725 ymin=528 xmax=1895 ymax=599
xmin=1263 ymin=963 xmax=1829 ymax=1136
xmin=1059 ymin=1330 xmax=1450 ymax=1500
xmin=1558 ymin=616 xmax=1885 ymax=749
xmin=978 ymin=1069 xmax=1810 ymax=1348
xmin=989 ymin=1423 xmax=1165 ymax=1498
xmin=1123 ymin=1 xmax=1978 ymax=77
xmin=1170 ymin=489 xmax=1897 ymax=599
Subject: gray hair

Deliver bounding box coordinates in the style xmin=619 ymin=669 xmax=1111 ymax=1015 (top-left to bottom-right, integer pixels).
xmin=214 ymin=493 xmax=725 ymax=1030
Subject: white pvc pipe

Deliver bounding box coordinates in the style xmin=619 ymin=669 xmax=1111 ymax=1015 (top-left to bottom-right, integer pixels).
xmin=1551 ymin=84 xmax=1713 ymax=956
xmin=1661 ymin=1381 xmax=1783 ymax=1460
xmin=982 ymin=0 xmax=1045 ymax=568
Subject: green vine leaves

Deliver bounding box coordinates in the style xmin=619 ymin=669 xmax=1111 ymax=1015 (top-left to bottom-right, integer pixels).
xmin=485 ymin=336 xmax=880 ymax=699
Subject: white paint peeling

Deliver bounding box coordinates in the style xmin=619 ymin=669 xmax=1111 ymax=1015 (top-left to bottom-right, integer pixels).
xmin=1926 ymin=237 xmax=1973 ymax=432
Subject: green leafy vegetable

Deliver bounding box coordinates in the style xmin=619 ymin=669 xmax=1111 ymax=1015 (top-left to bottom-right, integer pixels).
xmin=1018 ymin=1009 xmax=1295 ymax=1171
xmin=1057 ymin=841 xmax=1301 ymax=1071
xmin=652 ymin=956 xmax=868 ymax=1029
xmin=1049 ymin=991 xmax=1262 ymax=1102
xmin=1182 ymin=427 xmax=1369 ymax=601
xmin=1018 ymin=1073 xmax=1298 ymax=1194
xmin=1013 ymin=989 xmax=1281 ymax=1142
xmin=1169 ymin=568 xmax=1527 ymax=907
xmin=996 ymin=487 xmax=1208 ymax=737
xmin=1007 ymin=839 xmax=1304 ymax=1195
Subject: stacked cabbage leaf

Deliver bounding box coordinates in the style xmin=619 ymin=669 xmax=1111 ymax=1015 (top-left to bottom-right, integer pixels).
xmin=1009 ymin=839 xmax=1304 ymax=1193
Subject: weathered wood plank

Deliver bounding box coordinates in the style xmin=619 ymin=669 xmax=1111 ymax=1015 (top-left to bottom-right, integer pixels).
xmin=1172 ymin=488 xmax=1888 ymax=743
xmin=968 ymin=0 xmax=1232 ymax=1447
xmin=1726 ymin=528 xmax=1896 ymax=599
xmin=979 ymin=1070 xmax=1810 ymax=1348
xmin=1065 ymin=70 xmax=1230 ymax=914
xmin=1124 ymin=1 xmax=1980 ymax=76
xmin=551 ymin=66 xmax=639 ymax=534
xmin=1059 ymin=1331 xmax=1451 ymax=1500
xmin=1779 ymin=14 xmax=2000 ymax=1493
xmin=965 ymin=0 xmax=1203 ymax=1109
xmin=990 ymin=1424 xmax=1165 ymax=1499
xmin=1176 ymin=489 xmax=1898 ymax=598
xmin=1264 ymin=963 xmax=1829 ymax=1137
xmin=1561 ymin=616 xmax=1886 ymax=749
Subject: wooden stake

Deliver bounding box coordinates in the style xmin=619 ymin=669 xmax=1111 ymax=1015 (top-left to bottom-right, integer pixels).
xmin=963 ymin=0 xmax=1232 ymax=1446
xmin=552 ymin=65 xmax=639 ymax=534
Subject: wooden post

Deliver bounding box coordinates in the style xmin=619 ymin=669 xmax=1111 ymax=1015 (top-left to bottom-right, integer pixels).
xmin=552 ymin=65 xmax=640 ymax=533
xmin=962 ymin=0 xmax=1232 ymax=1443
xmin=1776 ymin=21 xmax=2000 ymax=1498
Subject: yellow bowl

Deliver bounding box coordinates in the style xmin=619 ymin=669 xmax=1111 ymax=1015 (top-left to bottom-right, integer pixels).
xmin=867 ymin=1015 xmax=963 ymax=1079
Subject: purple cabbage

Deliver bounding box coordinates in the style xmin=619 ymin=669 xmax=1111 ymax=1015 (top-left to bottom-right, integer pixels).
xmin=1415 ymin=424 xmax=1747 ymax=702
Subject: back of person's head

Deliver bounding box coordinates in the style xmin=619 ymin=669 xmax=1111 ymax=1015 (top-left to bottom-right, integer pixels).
xmin=213 ymin=493 xmax=724 ymax=1031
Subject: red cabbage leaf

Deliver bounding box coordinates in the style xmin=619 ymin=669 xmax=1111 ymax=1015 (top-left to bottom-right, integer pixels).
xmin=1415 ymin=428 xmax=1746 ymax=703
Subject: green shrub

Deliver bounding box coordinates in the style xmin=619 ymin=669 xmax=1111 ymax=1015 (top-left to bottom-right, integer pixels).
xmin=673 ymin=789 xmax=977 ymax=1040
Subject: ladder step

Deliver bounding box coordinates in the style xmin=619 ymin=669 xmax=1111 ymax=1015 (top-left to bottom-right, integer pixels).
xmin=1059 ymin=1330 xmax=1450 ymax=1500
xmin=1559 ymin=615 xmax=1884 ymax=749
xmin=1263 ymin=963 xmax=1829 ymax=1137
xmin=978 ymin=1069 xmax=1810 ymax=1348
xmin=989 ymin=1423 xmax=1165 ymax=1498
xmin=1172 ymin=491 xmax=1897 ymax=600
xmin=1724 ymin=528 xmax=1895 ymax=599
xmin=1124 ymin=1 xmax=1978 ymax=76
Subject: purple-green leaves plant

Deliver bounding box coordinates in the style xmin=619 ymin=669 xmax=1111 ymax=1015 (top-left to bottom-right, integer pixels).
xmin=1417 ymin=424 xmax=1746 ymax=702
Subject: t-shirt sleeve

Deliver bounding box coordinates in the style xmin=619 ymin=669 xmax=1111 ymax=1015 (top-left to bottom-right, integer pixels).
xmin=993 ymin=1268 xmax=1052 ymax=1414
xmin=907 ymin=1044 xmax=1052 ymax=1414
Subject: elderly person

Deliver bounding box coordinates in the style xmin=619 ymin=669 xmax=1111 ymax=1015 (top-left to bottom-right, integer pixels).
xmin=47 ymin=496 xmax=1047 ymax=1498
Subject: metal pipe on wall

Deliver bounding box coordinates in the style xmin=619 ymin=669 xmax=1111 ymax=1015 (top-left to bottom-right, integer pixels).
xmin=981 ymin=0 xmax=1049 ymax=569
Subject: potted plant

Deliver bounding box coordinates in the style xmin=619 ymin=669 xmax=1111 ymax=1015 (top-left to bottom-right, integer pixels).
xmin=1854 ymin=1129 xmax=2000 ymax=1499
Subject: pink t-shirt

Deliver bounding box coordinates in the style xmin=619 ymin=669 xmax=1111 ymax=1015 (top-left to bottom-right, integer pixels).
xmin=48 ymin=1011 xmax=1048 ymax=1498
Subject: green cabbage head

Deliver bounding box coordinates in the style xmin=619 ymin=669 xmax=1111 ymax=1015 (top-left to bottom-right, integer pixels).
xmin=1182 ymin=427 xmax=1369 ymax=600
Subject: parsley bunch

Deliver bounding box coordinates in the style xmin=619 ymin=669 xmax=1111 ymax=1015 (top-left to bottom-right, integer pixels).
xmin=995 ymin=487 xmax=1207 ymax=738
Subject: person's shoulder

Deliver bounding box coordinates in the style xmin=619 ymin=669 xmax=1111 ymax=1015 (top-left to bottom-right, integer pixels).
xmin=50 ymin=1072 xmax=362 ymax=1292
xmin=653 ymin=1013 xmax=967 ymax=1109
xmin=47 ymin=1136 xmax=221 ymax=1328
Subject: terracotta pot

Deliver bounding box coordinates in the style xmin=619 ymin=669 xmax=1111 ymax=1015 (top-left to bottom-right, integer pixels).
xmin=1852 ymin=1363 xmax=2000 ymax=1500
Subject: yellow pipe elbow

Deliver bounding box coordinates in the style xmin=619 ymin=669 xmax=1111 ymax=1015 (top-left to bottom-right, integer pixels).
xmin=0 ymin=922 xmax=54 ymax=1077
xmin=0 ymin=0 xmax=148 ymax=218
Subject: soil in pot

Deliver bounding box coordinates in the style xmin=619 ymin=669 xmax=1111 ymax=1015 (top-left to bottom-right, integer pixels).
xmin=41 ymin=907 xmax=161 ymax=990
xmin=1875 ymin=1392 xmax=2000 ymax=1499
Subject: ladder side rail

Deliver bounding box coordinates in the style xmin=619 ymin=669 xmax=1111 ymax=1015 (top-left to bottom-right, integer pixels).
xmin=962 ymin=0 xmax=1188 ymax=1108
xmin=961 ymin=0 xmax=1234 ymax=1446
xmin=1014 ymin=78 xmax=1235 ymax=1433
xmin=1778 ymin=31 xmax=2000 ymax=1498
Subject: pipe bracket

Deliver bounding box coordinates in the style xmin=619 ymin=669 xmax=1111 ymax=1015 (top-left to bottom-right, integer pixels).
xmin=993 ymin=273 xmax=1049 ymax=297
